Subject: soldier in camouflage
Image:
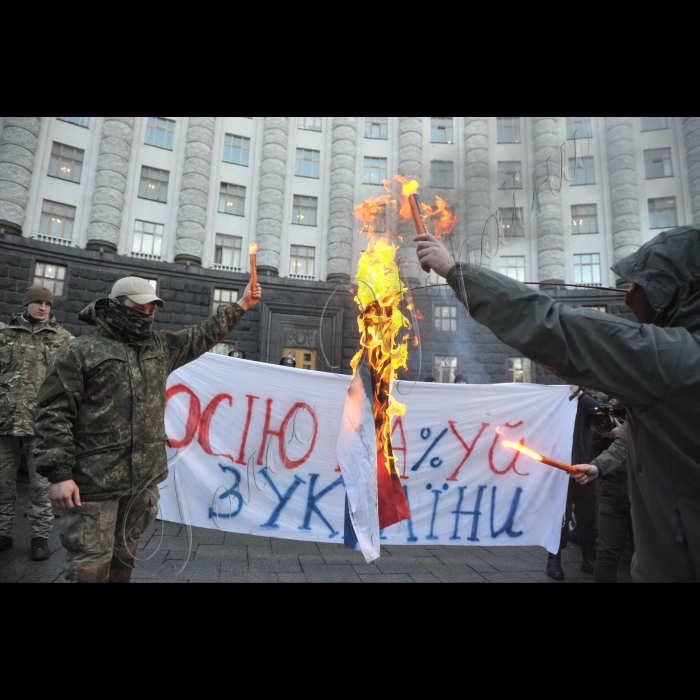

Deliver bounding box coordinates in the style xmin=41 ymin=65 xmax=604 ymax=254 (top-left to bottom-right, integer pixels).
xmin=34 ymin=277 xmax=261 ymax=583
xmin=0 ymin=285 xmax=73 ymax=560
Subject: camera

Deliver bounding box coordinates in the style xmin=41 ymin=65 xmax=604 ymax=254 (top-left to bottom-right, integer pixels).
xmin=589 ymin=400 xmax=626 ymax=433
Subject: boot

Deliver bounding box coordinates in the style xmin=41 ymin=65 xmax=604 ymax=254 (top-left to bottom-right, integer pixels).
xmin=0 ymin=536 xmax=12 ymax=552
xmin=109 ymin=546 xmax=137 ymax=584
xmin=31 ymin=538 xmax=50 ymax=561
xmin=547 ymin=552 xmax=565 ymax=581
xmin=581 ymin=547 xmax=597 ymax=575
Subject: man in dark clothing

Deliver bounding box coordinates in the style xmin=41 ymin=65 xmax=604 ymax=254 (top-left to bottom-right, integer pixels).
xmin=34 ymin=277 xmax=261 ymax=583
xmin=416 ymin=225 xmax=700 ymax=583
xmin=577 ymin=423 xmax=633 ymax=584
xmin=547 ymin=389 xmax=610 ymax=580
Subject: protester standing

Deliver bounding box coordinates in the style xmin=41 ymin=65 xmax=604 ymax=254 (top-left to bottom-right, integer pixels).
xmin=416 ymin=225 xmax=700 ymax=583
xmin=34 ymin=277 xmax=262 ymax=583
xmin=0 ymin=286 xmax=73 ymax=560
xmin=579 ymin=423 xmax=632 ymax=583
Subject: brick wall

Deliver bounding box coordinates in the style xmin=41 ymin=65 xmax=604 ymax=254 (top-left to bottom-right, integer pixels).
xmin=0 ymin=233 xmax=631 ymax=385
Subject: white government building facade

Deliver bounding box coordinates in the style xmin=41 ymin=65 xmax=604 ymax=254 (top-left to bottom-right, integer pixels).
xmin=0 ymin=116 xmax=698 ymax=292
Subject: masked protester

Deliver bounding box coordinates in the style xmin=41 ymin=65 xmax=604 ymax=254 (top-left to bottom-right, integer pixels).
xmin=416 ymin=225 xmax=700 ymax=583
xmin=0 ymin=285 xmax=73 ymax=560
xmin=34 ymin=277 xmax=262 ymax=583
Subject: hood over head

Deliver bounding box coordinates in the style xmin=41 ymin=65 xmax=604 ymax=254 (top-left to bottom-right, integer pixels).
xmin=612 ymin=226 xmax=700 ymax=334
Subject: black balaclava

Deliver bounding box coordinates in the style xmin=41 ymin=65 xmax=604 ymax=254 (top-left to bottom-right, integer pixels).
xmin=100 ymin=297 xmax=155 ymax=343
xmin=626 ymin=284 xmax=657 ymax=325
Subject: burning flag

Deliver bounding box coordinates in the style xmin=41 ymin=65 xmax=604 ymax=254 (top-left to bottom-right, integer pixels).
xmin=338 ymin=177 xmax=458 ymax=562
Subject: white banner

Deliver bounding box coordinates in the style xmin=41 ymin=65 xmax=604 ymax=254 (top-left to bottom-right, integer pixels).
xmin=160 ymin=355 xmax=576 ymax=555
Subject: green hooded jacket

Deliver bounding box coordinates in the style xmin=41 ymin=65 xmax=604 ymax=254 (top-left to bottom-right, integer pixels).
xmin=0 ymin=313 xmax=73 ymax=437
xmin=34 ymin=299 xmax=246 ymax=501
xmin=447 ymin=225 xmax=700 ymax=583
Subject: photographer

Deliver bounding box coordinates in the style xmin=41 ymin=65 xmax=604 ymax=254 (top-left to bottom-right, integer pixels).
xmin=416 ymin=226 xmax=700 ymax=583
xmin=575 ymin=424 xmax=632 ymax=584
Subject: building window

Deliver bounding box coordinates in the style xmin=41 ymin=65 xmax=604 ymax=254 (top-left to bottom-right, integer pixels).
xmin=585 ymin=306 xmax=607 ymax=314
xmin=146 ymin=117 xmax=175 ymax=150
xmin=290 ymin=245 xmax=316 ymax=278
xmin=644 ymin=148 xmax=674 ymax=179
xmin=509 ymin=357 xmax=532 ymax=383
xmin=498 ymin=161 xmax=522 ymax=190
xmin=48 ymin=143 xmax=84 ymax=183
xmin=34 ymin=262 xmax=67 ymax=297
xmin=572 ymin=204 xmax=599 ymax=234
xmin=139 ymin=167 xmax=169 ymax=203
xmin=435 ymin=356 xmax=458 ymax=384
xmin=39 ymin=201 xmax=75 ymax=240
xmin=224 ymin=134 xmax=250 ymax=166
xmin=431 ymin=117 xmax=454 ymax=144
xmin=649 ymin=197 xmax=678 ymax=229
xmin=295 ymin=149 xmax=320 ymax=179
xmin=293 ymin=195 xmax=318 ymax=226
xmin=497 ymin=117 xmax=521 ymax=144
xmin=219 ymin=183 xmax=246 ymax=216
xmin=148 ymin=279 xmax=158 ymax=293
xmin=298 ymin=117 xmax=322 ymax=132
xmin=363 ymin=157 xmax=387 ymax=185
xmin=209 ymin=342 xmax=237 ymax=357
xmin=569 ymin=157 xmax=596 ymax=186
xmin=215 ymin=234 xmax=243 ymax=269
xmin=57 ymin=117 xmax=89 ymax=128
xmin=567 ymin=117 xmax=592 ymax=140
xmin=498 ymin=208 xmax=525 ymax=237
xmin=500 ymin=256 xmax=526 ymax=282
xmin=642 ymin=117 xmax=669 ymax=132
xmin=435 ymin=306 xmax=457 ymax=332
xmin=132 ymin=220 xmax=164 ymax=258
xmin=213 ymin=289 xmax=239 ymax=314
xmin=431 ymin=161 xmax=454 ymax=189
xmin=365 ymin=117 xmax=388 ymax=140
xmin=574 ymin=254 xmax=602 ymax=286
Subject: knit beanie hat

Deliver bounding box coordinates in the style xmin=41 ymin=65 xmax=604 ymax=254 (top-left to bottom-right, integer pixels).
xmin=23 ymin=285 xmax=54 ymax=307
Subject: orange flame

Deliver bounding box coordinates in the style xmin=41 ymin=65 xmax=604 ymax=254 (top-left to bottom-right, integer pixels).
xmin=351 ymin=177 xmax=457 ymax=476
xmin=249 ymin=243 xmax=259 ymax=255
xmin=502 ymin=440 xmax=544 ymax=463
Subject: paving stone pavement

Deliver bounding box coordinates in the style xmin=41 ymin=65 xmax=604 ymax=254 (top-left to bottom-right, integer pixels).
xmin=1 ymin=481 xmax=633 ymax=584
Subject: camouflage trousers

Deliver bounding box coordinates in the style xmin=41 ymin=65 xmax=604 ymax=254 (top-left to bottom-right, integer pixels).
xmin=60 ymin=488 xmax=160 ymax=584
xmin=0 ymin=435 xmax=53 ymax=540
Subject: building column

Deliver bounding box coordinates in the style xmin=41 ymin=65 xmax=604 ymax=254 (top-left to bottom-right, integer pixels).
xmin=605 ymin=117 xmax=642 ymax=267
xmin=683 ymin=117 xmax=700 ymax=225
xmin=327 ymin=117 xmax=357 ymax=283
xmin=174 ymin=117 xmax=216 ymax=265
xmin=531 ymin=117 xmax=566 ymax=284
xmin=255 ymin=117 xmax=290 ymax=276
xmin=86 ymin=117 xmax=136 ymax=253
xmin=398 ymin=116 xmax=423 ymax=284
xmin=0 ymin=117 xmax=41 ymax=235
xmin=464 ymin=117 xmax=492 ymax=264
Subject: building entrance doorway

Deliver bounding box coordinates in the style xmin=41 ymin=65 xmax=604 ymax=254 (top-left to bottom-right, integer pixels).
xmin=283 ymin=348 xmax=317 ymax=371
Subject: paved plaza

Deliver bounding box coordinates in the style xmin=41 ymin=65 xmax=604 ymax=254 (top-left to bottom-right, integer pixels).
xmin=1 ymin=481 xmax=632 ymax=584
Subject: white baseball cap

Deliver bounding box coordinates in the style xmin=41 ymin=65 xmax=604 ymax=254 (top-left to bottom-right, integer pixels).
xmin=111 ymin=277 xmax=165 ymax=308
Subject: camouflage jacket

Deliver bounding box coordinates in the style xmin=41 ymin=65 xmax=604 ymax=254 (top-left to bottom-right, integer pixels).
xmin=34 ymin=299 xmax=246 ymax=501
xmin=0 ymin=313 xmax=73 ymax=437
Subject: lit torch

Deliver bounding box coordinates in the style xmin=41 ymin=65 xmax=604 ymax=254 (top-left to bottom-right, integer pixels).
xmin=403 ymin=180 xmax=431 ymax=237
xmin=249 ymin=243 xmax=258 ymax=290
xmin=501 ymin=440 xmax=585 ymax=477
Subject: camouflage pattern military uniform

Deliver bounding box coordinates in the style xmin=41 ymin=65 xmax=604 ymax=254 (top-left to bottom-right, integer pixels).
xmin=0 ymin=313 xmax=73 ymax=540
xmin=34 ymin=297 xmax=246 ymax=583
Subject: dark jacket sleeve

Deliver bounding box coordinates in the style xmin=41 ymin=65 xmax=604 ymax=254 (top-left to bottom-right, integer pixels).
xmin=33 ymin=348 xmax=85 ymax=485
xmin=592 ymin=423 xmax=629 ymax=477
xmin=161 ymin=302 xmax=246 ymax=373
xmin=446 ymin=264 xmax=684 ymax=412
